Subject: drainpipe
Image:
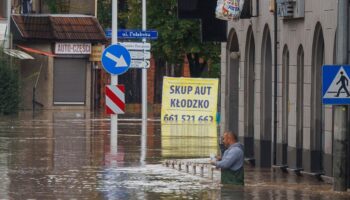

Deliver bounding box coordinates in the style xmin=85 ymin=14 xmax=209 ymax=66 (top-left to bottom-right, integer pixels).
xmin=333 ymin=0 xmax=348 ymax=192
xmin=273 ymin=0 xmax=278 ymax=166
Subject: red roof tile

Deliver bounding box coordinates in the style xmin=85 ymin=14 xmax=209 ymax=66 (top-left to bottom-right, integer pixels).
xmin=12 ymin=15 xmax=106 ymax=42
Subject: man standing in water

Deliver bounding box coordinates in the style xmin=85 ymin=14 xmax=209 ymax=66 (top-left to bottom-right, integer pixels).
xmin=211 ymin=131 xmax=244 ymax=185
xmin=335 ymin=71 xmax=350 ymax=97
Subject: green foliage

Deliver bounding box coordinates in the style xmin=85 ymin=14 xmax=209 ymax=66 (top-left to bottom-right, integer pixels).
xmin=42 ymin=0 xmax=73 ymax=13
xmin=43 ymin=0 xmax=58 ymax=13
xmin=0 ymin=50 xmax=19 ymax=115
xmin=97 ymin=0 xmax=112 ymax=29
xmin=97 ymin=0 xmax=221 ymax=78
xmin=147 ymin=0 xmax=220 ymax=77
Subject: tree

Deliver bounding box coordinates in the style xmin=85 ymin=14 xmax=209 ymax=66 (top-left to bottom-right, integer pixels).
xmin=116 ymin=0 xmax=221 ymax=78
xmin=0 ymin=49 xmax=20 ymax=115
xmin=43 ymin=0 xmax=71 ymax=13
xmin=149 ymin=0 xmax=220 ymax=78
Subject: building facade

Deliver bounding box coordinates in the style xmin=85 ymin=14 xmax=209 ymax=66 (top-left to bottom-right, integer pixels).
xmin=11 ymin=15 xmax=106 ymax=110
xmin=220 ymin=0 xmax=337 ymax=177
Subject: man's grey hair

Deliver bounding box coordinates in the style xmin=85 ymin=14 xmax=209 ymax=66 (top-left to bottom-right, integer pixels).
xmin=225 ymin=131 xmax=238 ymax=141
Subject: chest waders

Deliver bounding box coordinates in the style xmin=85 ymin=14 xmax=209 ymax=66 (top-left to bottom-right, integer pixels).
xmin=221 ymin=167 xmax=244 ymax=185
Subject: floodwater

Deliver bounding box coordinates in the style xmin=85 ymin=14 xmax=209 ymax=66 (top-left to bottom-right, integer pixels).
xmin=0 ymin=111 xmax=349 ymax=200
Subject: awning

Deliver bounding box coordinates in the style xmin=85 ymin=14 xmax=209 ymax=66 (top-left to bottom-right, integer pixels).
xmin=3 ymin=49 xmax=34 ymax=60
xmin=17 ymin=45 xmax=56 ymax=57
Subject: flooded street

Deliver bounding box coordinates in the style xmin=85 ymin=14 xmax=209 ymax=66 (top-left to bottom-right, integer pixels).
xmin=0 ymin=111 xmax=349 ymax=200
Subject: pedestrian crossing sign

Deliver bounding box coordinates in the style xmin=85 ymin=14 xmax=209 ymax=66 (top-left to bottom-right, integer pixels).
xmin=323 ymin=65 xmax=350 ymax=104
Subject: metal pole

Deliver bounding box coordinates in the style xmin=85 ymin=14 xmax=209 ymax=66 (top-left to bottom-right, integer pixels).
xmin=140 ymin=0 xmax=147 ymax=165
xmin=5 ymin=0 xmax=11 ymax=48
xmin=273 ymin=0 xmax=278 ymax=166
xmin=333 ymin=0 xmax=349 ymax=192
xmin=142 ymin=0 xmax=147 ymax=122
xmin=110 ymin=0 xmax=118 ymax=160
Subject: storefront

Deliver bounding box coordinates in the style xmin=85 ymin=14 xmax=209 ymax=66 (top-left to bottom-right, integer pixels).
xmin=53 ymin=43 xmax=91 ymax=105
xmin=11 ymin=14 xmax=106 ymax=110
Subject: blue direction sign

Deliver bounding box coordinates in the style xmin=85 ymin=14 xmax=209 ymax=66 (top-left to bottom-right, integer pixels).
xmin=323 ymin=65 xmax=350 ymax=104
xmin=105 ymin=29 xmax=158 ymax=40
xmin=101 ymin=44 xmax=131 ymax=75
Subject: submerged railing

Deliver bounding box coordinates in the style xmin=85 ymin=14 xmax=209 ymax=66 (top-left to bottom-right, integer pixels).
xmin=163 ymin=159 xmax=220 ymax=181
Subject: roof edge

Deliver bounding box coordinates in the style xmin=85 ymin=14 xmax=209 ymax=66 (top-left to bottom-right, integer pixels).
xmin=11 ymin=14 xmax=95 ymax=18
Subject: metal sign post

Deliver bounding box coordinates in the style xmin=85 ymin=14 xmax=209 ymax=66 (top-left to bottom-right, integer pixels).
xmin=110 ymin=0 xmax=118 ymax=164
xmin=5 ymin=0 xmax=11 ymax=48
xmin=333 ymin=0 xmax=348 ymax=191
xmin=142 ymin=0 xmax=147 ymax=123
xmin=140 ymin=0 xmax=147 ymax=165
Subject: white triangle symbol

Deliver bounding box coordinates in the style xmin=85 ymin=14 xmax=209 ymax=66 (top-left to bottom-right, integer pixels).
xmin=323 ymin=67 xmax=350 ymax=98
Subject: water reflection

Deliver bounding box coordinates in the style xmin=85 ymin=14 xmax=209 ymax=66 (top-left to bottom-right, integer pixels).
xmin=140 ymin=119 xmax=147 ymax=166
xmin=0 ymin=111 xmax=349 ymax=199
xmin=161 ymin=123 xmax=218 ymax=158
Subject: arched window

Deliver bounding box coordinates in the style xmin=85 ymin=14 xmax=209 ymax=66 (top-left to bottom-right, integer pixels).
xmin=225 ymin=28 xmax=240 ymax=134
xmin=244 ymin=26 xmax=255 ymax=159
xmin=260 ymin=24 xmax=272 ymax=167
xmin=296 ymin=45 xmax=304 ymax=169
xmin=282 ymin=45 xmax=289 ymax=165
xmin=311 ymin=22 xmax=325 ymax=172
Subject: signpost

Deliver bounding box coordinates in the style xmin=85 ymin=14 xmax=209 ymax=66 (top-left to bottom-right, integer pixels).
xmin=110 ymin=0 xmax=119 ymax=167
xmin=120 ymin=42 xmax=151 ymax=50
xmin=130 ymin=51 xmax=151 ymax=60
xmin=101 ymin=44 xmax=131 ymax=75
xmin=130 ymin=60 xmax=150 ymax=69
xmin=322 ymin=65 xmax=350 ymax=104
xmin=323 ymin=65 xmax=349 ymax=191
xmin=102 ymin=0 xmax=152 ymax=166
xmin=120 ymin=42 xmax=151 ymax=68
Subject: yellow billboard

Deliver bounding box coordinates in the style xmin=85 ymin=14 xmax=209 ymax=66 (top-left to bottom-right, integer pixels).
xmin=161 ymin=77 xmax=219 ymax=123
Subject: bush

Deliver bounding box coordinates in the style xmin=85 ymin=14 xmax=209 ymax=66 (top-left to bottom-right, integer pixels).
xmin=0 ymin=50 xmax=20 ymax=115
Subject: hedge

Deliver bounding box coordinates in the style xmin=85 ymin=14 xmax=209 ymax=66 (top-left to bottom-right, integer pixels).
xmin=0 ymin=49 xmax=20 ymax=115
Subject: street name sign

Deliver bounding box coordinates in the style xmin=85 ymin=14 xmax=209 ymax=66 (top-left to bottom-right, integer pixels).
xmin=101 ymin=44 xmax=131 ymax=75
xmin=323 ymin=65 xmax=350 ymax=104
xmin=105 ymin=29 xmax=158 ymax=40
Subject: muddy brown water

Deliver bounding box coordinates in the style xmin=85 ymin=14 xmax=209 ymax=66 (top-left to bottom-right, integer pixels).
xmin=0 ymin=111 xmax=349 ymax=200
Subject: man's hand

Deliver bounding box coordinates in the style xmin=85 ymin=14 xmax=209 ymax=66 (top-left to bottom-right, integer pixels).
xmin=216 ymin=156 xmax=222 ymax=161
xmin=210 ymin=160 xmax=216 ymax=165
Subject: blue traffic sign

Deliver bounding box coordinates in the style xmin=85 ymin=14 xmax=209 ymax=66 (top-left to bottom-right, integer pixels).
xmin=105 ymin=29 xmax=158 ymax=40
xmin=323 ymin=65 xmax=350 ymax=104
xmin=101 ymin=44 xmax=131 ymax=75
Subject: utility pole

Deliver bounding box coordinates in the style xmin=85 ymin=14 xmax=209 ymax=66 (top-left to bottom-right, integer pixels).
xmin=333 ymin=0 xmax=348 ymax=192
